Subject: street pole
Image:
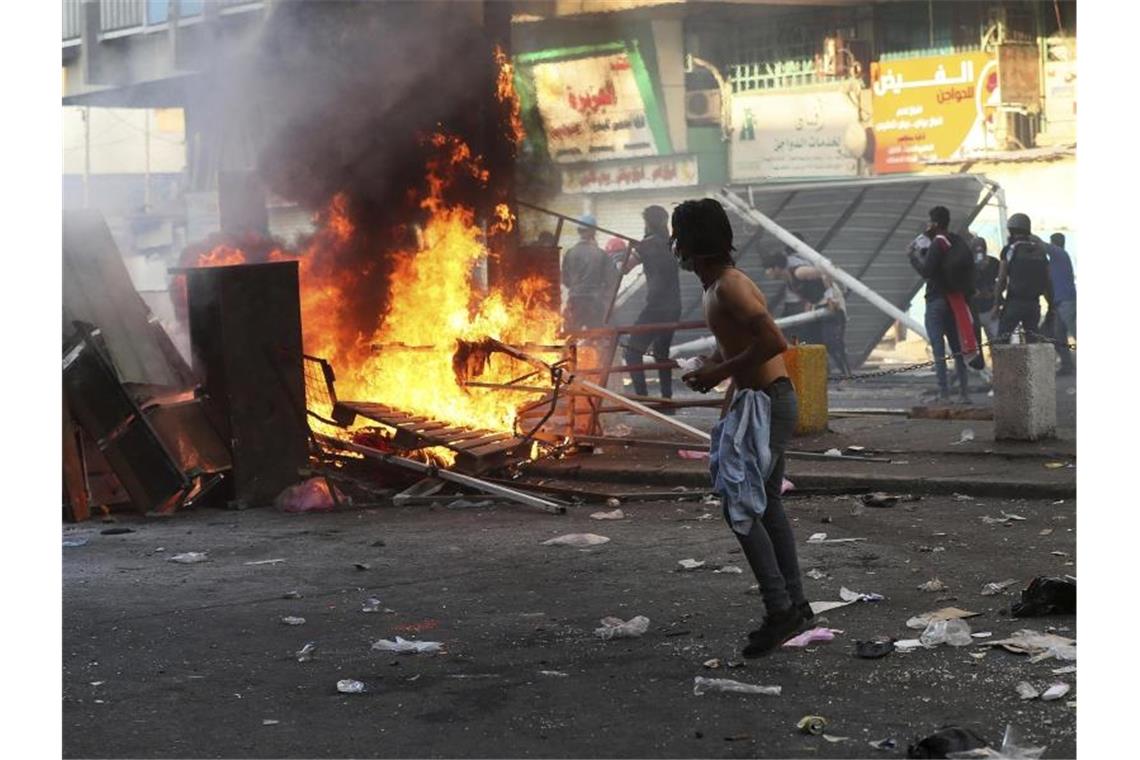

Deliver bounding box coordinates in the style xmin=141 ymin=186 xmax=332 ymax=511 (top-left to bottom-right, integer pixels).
xmin=83 ymin=106 xmax=91 ymax=208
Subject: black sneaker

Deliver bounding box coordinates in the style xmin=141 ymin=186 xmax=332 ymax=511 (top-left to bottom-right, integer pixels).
xmin=742 ymin=606 xmax=805 ymax=658
xmin=749 ymin=600 xmax=813 ymax=642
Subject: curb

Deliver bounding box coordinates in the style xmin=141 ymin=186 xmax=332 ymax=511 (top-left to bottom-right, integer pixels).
xmin=523 ymin=464 xmax=1075 ymax=500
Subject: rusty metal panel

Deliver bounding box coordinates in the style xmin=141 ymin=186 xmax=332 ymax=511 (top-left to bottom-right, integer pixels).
xmin=185 ymin=261 xmax=308 ymax=506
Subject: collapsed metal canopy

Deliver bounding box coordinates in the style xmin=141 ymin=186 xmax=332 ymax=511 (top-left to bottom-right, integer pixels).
xmin=611 ymin=174 xmax=995 ymax=370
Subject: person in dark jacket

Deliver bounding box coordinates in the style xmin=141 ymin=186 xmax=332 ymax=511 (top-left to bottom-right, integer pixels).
xmin=561 ymin=215 xmax=616 ymax=331
xmin=908 ymin=206 xmax=971 ymax=402
xmin=994 ymin=213 xmax=1053 ymax=343
xmin=970 ymin=236 xmax=1001 ymax=345
xmin=1047 ymin=232 xmax=1076 ymax=375
xmin=623 ymin=206 xmax=683 ymax=400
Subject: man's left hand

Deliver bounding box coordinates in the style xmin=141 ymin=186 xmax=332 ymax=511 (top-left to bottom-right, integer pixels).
xmin=682 ymin=362 xmax=725 ymax=393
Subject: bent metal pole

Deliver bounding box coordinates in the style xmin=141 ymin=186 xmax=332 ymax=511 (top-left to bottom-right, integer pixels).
xmin=715 ymin=189 xmax=929 ymax=342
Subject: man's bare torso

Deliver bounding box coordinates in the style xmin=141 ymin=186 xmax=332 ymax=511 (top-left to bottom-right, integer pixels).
xmin=703 ymin=268 xmax=788 ymax=391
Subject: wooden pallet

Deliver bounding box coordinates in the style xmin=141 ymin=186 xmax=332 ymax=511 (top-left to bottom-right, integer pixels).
xmin=332 ymin=400 xmax=530 ymax=475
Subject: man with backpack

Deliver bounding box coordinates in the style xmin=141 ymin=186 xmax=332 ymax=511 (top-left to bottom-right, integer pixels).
xmin=994 ymin=213 xmax=1054 ymax=344
xmin=907 ymin=206 xmax=981 ymax=403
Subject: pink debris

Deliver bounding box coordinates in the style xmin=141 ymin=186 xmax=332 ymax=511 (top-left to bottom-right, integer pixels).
xmin=275 ymin=477 xmax=349 ymax=513
xmin=782 ymin=627 xmax=838 ymax=648
xmin=781 ymin=477 xmax=796 ymax=495
xmin=678 ymin=449 xmax=710 ymax=460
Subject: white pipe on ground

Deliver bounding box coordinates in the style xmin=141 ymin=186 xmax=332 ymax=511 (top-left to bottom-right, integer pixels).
xmin=715 ymin=189 xmax=930 ymax=342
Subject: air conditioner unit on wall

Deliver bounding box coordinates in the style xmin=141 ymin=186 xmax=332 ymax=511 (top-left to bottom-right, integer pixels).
xmin=685 ymin=89 xmax=722 ymax=125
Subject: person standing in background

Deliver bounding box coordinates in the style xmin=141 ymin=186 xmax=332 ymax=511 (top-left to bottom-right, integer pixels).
xmin=970 ymin=236 xmax=1001 ymax=345
xmin=994 ymin=213 xmax=1053 ymax=344
xmin=561 ymin=215 xmax=613 ymax=331
xmin=1047 ymin=232 xmax=1076 ymax=375
xmin=622 ymin=206 xmax=683 ymax=401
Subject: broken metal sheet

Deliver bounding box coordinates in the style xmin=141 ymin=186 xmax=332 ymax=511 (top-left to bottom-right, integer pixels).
xmin=611 ymin=175 xmax=994 ymax=369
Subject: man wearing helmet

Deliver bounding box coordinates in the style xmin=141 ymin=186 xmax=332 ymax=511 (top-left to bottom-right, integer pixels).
xmin=994 ymin=213 xmax=1054 ymax=343
xmin=561 ymin=214 xmax=614 ymax=331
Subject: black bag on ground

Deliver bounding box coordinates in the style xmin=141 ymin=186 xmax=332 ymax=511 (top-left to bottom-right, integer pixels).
xmin=938 ymin=233 xmax=976 ymax=295
xmin=1011 ymin=576 xmax=1076 ymax=617
xmin=907 ymin=726 xmax=988 ymax=758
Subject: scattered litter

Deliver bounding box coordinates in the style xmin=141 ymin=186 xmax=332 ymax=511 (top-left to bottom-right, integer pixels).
xmin=594 ymin=615 xmax=650 ymax=640
xmin=354 ymin=562 xmax=371 ymax=571
xmin=981 ymin=579 xmax=1019 ymax=596
xmin=952 ymin=428 xmax=976 ymax=445
xmin=703 ymin=658 xmax=720 ymax=669
xmin=276 ymin=477 xmax=347 ymax=513
xmin=969 ymin=651 xmax=988 ymax=660
xmin=805 ymin=568 xmax=828 ymax=580
xmin=282 ymin=590 xmax=302 ymax=599
xmin=62 ymin=538 xmax=89 ymax=548
xmin=1051 ymin=665 xmax=1077 ymax=675
xmin=943 ymin=724 xmax=1045 ymax=759
xmin=281 ymin=616 xmax=306 ymax=626
xmin=590 ymin=509 xmax=625 ymax=520
xmin=295 ymin=643 xmax=316 ymax=662
xmin=361 ymin=598 xmax=382 ymax=613
xmin=169 ymin=552 xmax=208 ymax=564
xmin=894 ymin=639 xmax=923 ymax=653
xmin=1016 ymin=682 xmax=1040 ymax=700
xmin=244 ymin=558 xmax=285 ymax=566
xmin=955 ymin=493 xmax=975 ymax=501
xmin=808 ymin=533 xmax=868 ymax=544
xmin=371 ymin=636 xmax=443 ymax=654
xmin=918 ymin=579 xmax=948 ymax=592
xmin=678 ymin=449 xmax=709 ymax=460
xmin=823 ymin=448 xmax=843 ymax=457
xmin=677 ymin=559 xmax=705 ymax=571
xmin=1050 ymin=551 xmax=1068 ymax=557
xmin=908 ymin=726 xmax=987 ymax=759
xmin=822 ymin=735 xmax=848 ymax=743
xmin=907 ymin=607 xmax=980 ymax=629
xmin=983 ymin=630 xmax=1076 ymax=662
xmin=783 ymin=627 xmax=839 ymax=648
xmin=692 ymin=676 xmax=781 ymax=697
xmin=336 ymin=679 xmax=365 ymax=694
xmin=446 ymin=499 xmax=493 ymax=510
xmin=971 ymin=632 xmax=993 ymax=639
xmin=609 ymin=424 xmax=633 ymax=437
xmin=100 ymin=527 xmax=135 ymax=535
xmin=920 ymin=618 xmax=973 ymax=647
xmin=605 ymin=497 xmax=621 ymax=509
xmin=713 ymin=565 xmax=743 ymax=575
xmin=542 ymin=533 xmax=610 ymax=547
xmin=90 ymin=681 xmax=105 ymax=687
xmin=781 ymin=477 xmax=795 ymax=495
xmin=539 ymin=670 xmax=568 ymax=677
xmin=810 ymin=600 xmax=855 ymax=614
xmin=262 ymin=719 xmax=280 ymax=726
xmin=839 ymin=587 xmax=884 ymax=603
xmin=1011 ymin=576 xmax=1076 ymax=617
xmin=1041 ymin=683 xmax=1071 ymax=701
xmin=854 ymin=637 xmax=895 ymax=659
xmin=869 ymin=738 xmax=897 ymax=751
xmin=1038 ymin=528 xmax=1053 ymax=536
xmin=1000 ymin=511 xmax=1027 ymax=521
xmin=861 ymin=492 xmax=904 ymax=508
xmin=797 ymin=715 xmax=827 ymax=736
xmin=1043 ymin=461 xmax=1066 ymax=469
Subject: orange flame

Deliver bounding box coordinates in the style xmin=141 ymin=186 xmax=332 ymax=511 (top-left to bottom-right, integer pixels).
xmin=494 ymin=45 xmax=526 ymax=147
xmin=189 ymin=132 xmax=559 ymax=438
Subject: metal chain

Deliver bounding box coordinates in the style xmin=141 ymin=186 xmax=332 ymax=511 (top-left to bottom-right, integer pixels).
xmin=837 ymin=329 xmax=1076 ymax=383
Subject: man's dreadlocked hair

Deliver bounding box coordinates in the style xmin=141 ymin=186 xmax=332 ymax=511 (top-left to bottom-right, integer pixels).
xmin=670 ymin=198 xmax=735 ymax=266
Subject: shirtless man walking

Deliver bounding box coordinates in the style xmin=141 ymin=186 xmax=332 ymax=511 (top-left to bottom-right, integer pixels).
xmin=671 ymin=199 xmax=811 ymax=656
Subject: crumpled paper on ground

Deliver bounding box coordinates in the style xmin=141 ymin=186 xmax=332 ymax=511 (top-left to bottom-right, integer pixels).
xmin=371 ymin=636 xmax=443 ymax=654
xmin=782 ymin=627 xmax=840 ymax=648
xmin=275 ymin=477 xmax=348 ymax=513
xmin=594 ymin=615 xmax=650 ymax=640
xmin=541 ymin=533 xmax=610 ymax=547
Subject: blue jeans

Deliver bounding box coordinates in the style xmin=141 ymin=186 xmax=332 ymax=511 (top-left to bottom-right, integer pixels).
xmin=1053 ymin=300 xmax=1076 ymax=370
xmin=925 ymin=297 xmax=968 ymax=396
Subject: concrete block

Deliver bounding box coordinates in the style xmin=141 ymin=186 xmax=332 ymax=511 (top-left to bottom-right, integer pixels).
xmin=784 ymin=344 xmax=828 ymax=435
xmin=992 ymin=344 xmax=1056 ymax=440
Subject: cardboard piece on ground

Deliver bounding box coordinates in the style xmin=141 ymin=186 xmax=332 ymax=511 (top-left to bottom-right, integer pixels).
xmin=906 ymin=607 xmax=980 ymax=629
